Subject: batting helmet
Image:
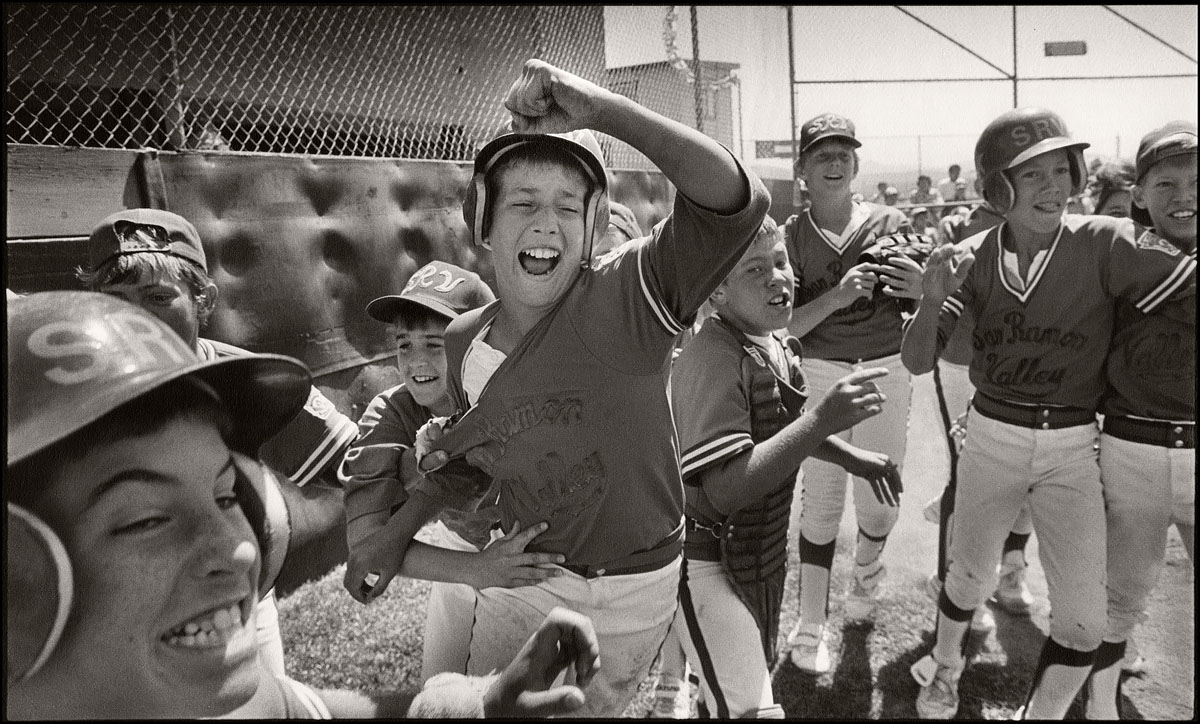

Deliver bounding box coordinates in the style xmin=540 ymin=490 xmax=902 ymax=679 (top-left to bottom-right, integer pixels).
xmin=6 ymin=291 xmax=309 ymax=683
xmin=462 ymin=130 xmax=610 ymax=265
xmin=974 ymin=108 xmax=1090 ymax=215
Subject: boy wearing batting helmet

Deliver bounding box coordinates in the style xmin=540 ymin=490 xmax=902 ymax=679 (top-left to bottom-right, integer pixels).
xmin=5 ymin=291 xmax=602 ymax=719
xmin=76 ymin=208 xmax=359 ymax=676
xmin=368 ymin=58 xmax=771 ymax=716
xmin=1084 ymin=120 xmax=1196 ymax=719
xmin=340 ymin=261 xmax=567 ymax=684
xmin=903 ymin=108 xmax=1196 ymax=719
xmin=781 ymin=112 xmax=921 ymax=674
xmin=669 ymin=217 xmax=900 ymax=717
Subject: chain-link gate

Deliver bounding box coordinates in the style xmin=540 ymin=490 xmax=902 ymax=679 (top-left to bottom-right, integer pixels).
xmin=6 ymin=4 xmax=770 ymax=173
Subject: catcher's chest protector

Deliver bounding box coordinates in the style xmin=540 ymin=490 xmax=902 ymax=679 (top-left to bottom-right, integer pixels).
xmin=716 ymin=317 xmax=809 ymax=662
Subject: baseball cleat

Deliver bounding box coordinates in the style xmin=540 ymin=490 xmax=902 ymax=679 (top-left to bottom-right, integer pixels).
xmin=787 ymin=622 xmax=831 ymax=674
xmin=844 ymin=558 xmax=886 ymax=621
xmin=648 ymin=675 xmax=692 ymax=719
xmin=911 ymin=653 xmax=963 ymax=719
xmin=991 ymin=551 xmax=1033 ymax=616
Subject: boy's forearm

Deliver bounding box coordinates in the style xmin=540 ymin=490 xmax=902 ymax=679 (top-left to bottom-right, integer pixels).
xmin=592 ymin=94 xmax=746 ymax=214
xmin=812 ymin=435 xmax=855 ymax=466
xmin=704 ymin=411 xmax=830 ymax=514
xmin=787 ymin=293 xmax=844 ymax=339
xmin=397 ymin=542 xmax=480 ymax=587
xmin=381 ymin=489 xmax=443 ymax=548
xmin=900 ymin=302 xmax=944 ymax=375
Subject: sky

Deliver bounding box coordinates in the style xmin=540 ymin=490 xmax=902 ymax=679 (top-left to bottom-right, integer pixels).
xmin=603 ymin=5 xmax=1197 ymax=187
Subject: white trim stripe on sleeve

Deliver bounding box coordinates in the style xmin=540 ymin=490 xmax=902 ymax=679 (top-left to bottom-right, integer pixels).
xmin=680 ymin=432 xmax=754 ymax=477
xmin=1135 ymin=256 xmax=1196 ymax=313
xmin=290 ymin=419 xmax=359 ymax=487
xmin=637 ymin=244 xmax=687 ymax=336
xmin=940 ymin=295 xmax=964 ymax=318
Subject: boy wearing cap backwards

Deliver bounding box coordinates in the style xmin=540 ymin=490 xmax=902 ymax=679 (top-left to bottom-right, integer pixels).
xmin=902 ymin=108 xmax=1195 ymax=719
xmin=5 ymin=291 xmax=601 ymax=719
xmin=670 ymin=216 xmax=900 ymax=718
xmin=75 ymin=208 xmax=358 ymax=676
xmin=340 ymin=260 xmax=566 ymax=684
xmin=367 ymin=58 xmax=770 ymax=716
xmin=1084 ymin=120 xmax=1196 ymax=719
xmin=780 ymin=111 xmax=922 ymax=675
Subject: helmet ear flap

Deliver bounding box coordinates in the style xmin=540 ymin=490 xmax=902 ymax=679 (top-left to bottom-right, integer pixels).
xmin=6 ymin=503 xmax=73 ymax=684
xmin=231 ymin=452 xmax=292 ymax=595
xmin=983 ymin=172 xmax=1015 ymax=215
xmin=461 ymin=174 xmax=487 ymax=247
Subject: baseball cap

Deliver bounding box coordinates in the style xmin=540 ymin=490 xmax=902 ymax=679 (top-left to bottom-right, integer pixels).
xmin=7 ymin=291 xmax=311 ymax=467
xmin=799 ymin=112 xmax=862 ymax=155
xmin=87 ymin=208 xmax=208 ymax=271
xmin=366 ymin=260 xmax=496 ymax=324
xmin=1135 ymin=121 xmax=1197 ymax=182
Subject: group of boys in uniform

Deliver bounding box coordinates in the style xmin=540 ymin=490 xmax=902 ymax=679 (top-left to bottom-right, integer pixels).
xmin=6 ymin=54 xmax=1194 ymax=720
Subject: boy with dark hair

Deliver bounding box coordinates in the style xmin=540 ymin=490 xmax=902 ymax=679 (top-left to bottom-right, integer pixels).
xmin=5 ymin=291 xmax=601 ymax=719
xmin=363 ymin=58 xmax=771 ymax=716
xmin=341 ymin=260 xmax=565 ymax=684
xmin=76 ymin=207 xmax=358 ymax=675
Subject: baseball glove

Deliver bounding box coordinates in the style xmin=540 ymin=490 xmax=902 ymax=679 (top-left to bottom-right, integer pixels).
xmin=857 ymin=232 xmax=935 ymax=267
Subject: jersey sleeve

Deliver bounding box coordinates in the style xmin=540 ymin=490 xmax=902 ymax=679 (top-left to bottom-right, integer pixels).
xmin=1107 ymin=225 xmax=1197 ymax=314
xmin=257 ymin=386 xmax=358 ymax=488
xmin=338 ymin=388 xmax=419 ymax=524
xmin=638 ymin=154 xmax=772 ymax=334
xmin=672 ymin=333 xmax=754 ymax=483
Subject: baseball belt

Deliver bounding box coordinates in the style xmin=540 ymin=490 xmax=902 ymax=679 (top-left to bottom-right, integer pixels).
xmin=559 ymin=522 xmax=683 ymax=579
xmin=1103 ymin=415 xmax=1195 ymax=449
xmin=973 ymin=392 xmax=1095 ymax=430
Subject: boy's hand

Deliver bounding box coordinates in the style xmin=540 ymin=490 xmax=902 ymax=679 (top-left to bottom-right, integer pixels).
xmin=878 ymin=254 xmax=925 ymax=300
xmin=834 ymin=262 xmax=885 ymax=307
xmin=468 ymin=520 xmax=566 ymax=589
xmin=343 ymin=525 xmax=409 ymax=604
xmin=482 ymin=607 xmax=601 ymax=717
xmin=812 ymin=367 xmax=889 ymax=435
xmin=503 ymin=59 xmax=608 ymax=134
xmin=840 ymin=446 xmax=903 ymax=507
xmin=921 ymin=244 xmax=974 ymax=304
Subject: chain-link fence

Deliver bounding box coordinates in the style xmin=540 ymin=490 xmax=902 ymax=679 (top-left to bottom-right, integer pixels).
xmin=5 ymin=4 xmax=771 ymax=172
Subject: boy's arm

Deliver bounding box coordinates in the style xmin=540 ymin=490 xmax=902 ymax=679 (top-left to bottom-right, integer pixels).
xmin=901 ymin=244 xmax=973 ymax=375
xmin=342 ymin=489 xmax=442 ymax=604
xmin=699 ymin=368 xmax=889 ymax=515
xmin=504 ymin=59 xmax=747 ymax=215
xmin=396 ymin=521 xmax=565 ymax=590
xmin=812 ymin=436 xmax=902 ymax=506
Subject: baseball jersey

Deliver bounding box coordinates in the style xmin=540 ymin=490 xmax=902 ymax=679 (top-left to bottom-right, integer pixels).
xmin=673 ymin=316 xmax=808 ymax=515
xmin=938 ymin=204 xmax=1005 ymax=365
xmin=338 ymin=383 xmax=499 ymax=549
xmin=197 ymin=338 xmax=357 ymax=487
xmin=785 ymin=203 xmax=913 ymax=360
xmin=1102 ymin=237 xmax=1196 ymax=421
xmin=414 ymin=168 xmax=772 ymax=567
xmin=931 ymin=216 xmax=1196 ymax=409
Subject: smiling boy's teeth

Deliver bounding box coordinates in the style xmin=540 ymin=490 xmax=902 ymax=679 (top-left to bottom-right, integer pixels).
xmin=167 ymin=603 xmax=244 ymax=646
xmin=524 ymin=248 xmax=559 ymax=259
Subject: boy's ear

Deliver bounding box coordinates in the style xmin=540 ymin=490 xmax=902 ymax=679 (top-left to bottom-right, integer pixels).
xmin=196 ymin=281 xmax=219 ymax=319
xmin=709 ymin=285 xmax=727 ymax=307
xmin=1131 ymin=184 xmax=1148 ymax=212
